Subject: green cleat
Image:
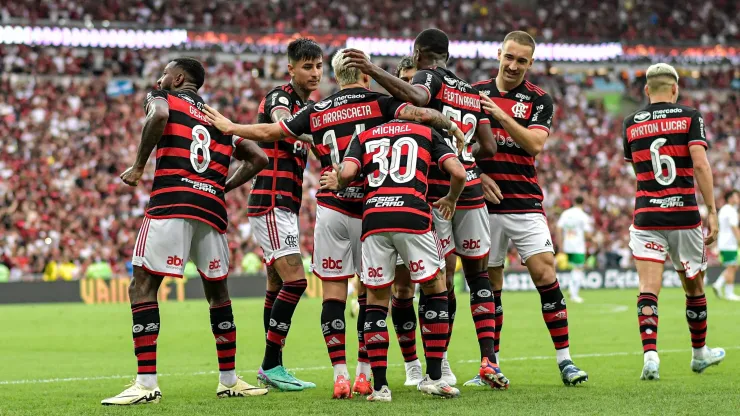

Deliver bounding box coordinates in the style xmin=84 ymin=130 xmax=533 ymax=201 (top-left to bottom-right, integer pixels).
xmin=257 ymin=366 xmax=305 ymax=392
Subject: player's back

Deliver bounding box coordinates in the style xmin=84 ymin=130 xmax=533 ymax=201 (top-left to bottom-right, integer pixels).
xmin=718 ymin=204 xmax=738 ymax=249
xmin=343 ymin=120 xmax=457 ymax=240
xmin=410 ymin=66 xmax=488 ymax=208
xmin=558 ymin=207 xmax=591 ymax=251
xmin=146 ymin=89 xmax=236 ymax=233
xmin=623 ymin=102 xmax=707 ymax=230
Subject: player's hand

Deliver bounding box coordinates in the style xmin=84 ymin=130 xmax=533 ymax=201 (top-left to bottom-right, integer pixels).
xmin=480 ymin=173 xmax=503 ymax=204
xmin=704 ymin=211 xmax=719 ymax=245
xmin=120 ymin=166 xmax=144 ymax=187
xmin=319 ymin=164 xmax=340 ymax=191
xmin=449 ymin=123 xmax=466 ymax=155
xmin=479 ymin=92 xmax=506 ymax=121
xmin=342 ymin=49 xmax=377 ymax=76
xmin=433 ymin=195 xmax=457 ymax=220
xmin=298 ymin=133 xmax=314 ymax=144
xmin=202 ymin=104 xmax=235 ymax=134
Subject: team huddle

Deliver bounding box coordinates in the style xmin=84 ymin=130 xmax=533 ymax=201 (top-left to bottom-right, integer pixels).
xmin=102 ymin=28 xmax=728 ymax=405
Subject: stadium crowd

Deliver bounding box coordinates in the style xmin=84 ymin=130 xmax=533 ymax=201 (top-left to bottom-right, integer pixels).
xmin=2 ymin=0 xmax=737 ymax=43
xmin=0 ymin=45 xmax=738 ymax=281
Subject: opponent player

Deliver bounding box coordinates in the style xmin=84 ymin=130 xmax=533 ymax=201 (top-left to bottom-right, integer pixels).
xmin=622 ymin=63 xmax=724 ymax=380
xmin=556 ymin=196 xmax=594 ymax=303
xmin=470 ymin=31 xmax=588 ymax=386
xmin=244 ymin=38 xmax=322 ymax=391
xmin=203 ymin=48 xmax=465 ymax=398
xmin=320 ymin=118 xmax=467 ymax=401
xmin=343 ymin=29 xmax=508 ymax=389
xmin=713 ymin=190 xmax=740 ymax=300
xmin=102 ymin=58 xmax=269 ymax=405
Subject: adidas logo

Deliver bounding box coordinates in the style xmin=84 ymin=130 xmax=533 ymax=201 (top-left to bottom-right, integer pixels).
xmin=215 ymin=336 xmax=231 ymax=343
xmin=545 ymin=239 xmax=552 ymax=247
xmin=422 ymin=326 xmax=432 ymax=333
xmin=398 ymin=335 xmax=412 ymax=342
xmin=326 ymin=337 xmax=342 ymax=346
xmin=473 ymin=305 xmax=490 ymax=314
xmin=368 ymin=334 xmax=386 ymax=342
xmin=642 ymin=317 xmax=658 ymax=326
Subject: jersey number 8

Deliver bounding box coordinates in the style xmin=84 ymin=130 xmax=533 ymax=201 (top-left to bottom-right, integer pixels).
xmin=365 ymin=137 xmax=419 ymax=188
xmin=190 ymin=125 xmax=212 ymax=173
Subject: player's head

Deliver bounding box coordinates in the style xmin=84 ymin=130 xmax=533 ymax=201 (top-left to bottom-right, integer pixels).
xmin=574 ymin=196 xmax=584 ymax=206
xmin=287 ymin=38 xmax=323 ymax=92
xmin=725 ymin=189 xmax=740 ymax=206
xmin=645 ymin=63 xmax=679 ymax=103
xmin=396 ymin=55 xmax=416 ymax=83
xmin=413 ymin=29 xmax=449 ymax=67
xmin=498 ymin=31 xmax=535 ymax=86
xmin=332 ymin=48 xmax=371 ymax=88
xmin=158 ymin=58 xmax=205 ymax=91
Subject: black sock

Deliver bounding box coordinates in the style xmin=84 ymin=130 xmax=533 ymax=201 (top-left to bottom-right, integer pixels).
xmin=132 ymin=301 xmax=160 ymax=375
xmin=421 ymin=292 xmax=449 ymax=380
xmin=391 ymin=296 xmax=418 ymax=362
xmin=263 ymin=279 xmax=307 ymax=370
xmin=357 ymin=294 xmax=369 ymax=365
xmin=321 ymin=299 xmax=347 ymax=366
xmin=466 ymin=272 xmax=496 ymax=362
xmin=364 ymin=306 xmax=389 ymax=391
xmin=446 ymin=289 xmax=456 ymax=351
xmin=210 ymin=301 xmax=236 ymax=372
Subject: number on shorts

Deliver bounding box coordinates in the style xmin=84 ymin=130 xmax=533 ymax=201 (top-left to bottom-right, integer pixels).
xmin=365 ymin=137 xmax=419 ymax=187
xmin=190 ymin=125 xmax=211 ymax=173
xmin=322 ymin=124 xmax=365 ymax=165
xmin=442 ymin=105 xmax=476 ymax=162
xmin=649 ymin=137 xmax=676 ymax=186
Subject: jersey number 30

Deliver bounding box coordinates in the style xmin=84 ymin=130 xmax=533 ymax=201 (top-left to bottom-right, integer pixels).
xmin=190 ymin=125 xmax=212 ymax=173
xmin=365 ymin=137 xmax=418 ymax=187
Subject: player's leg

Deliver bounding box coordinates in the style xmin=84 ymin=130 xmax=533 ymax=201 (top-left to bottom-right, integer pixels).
xmin=391 ymin=261 xmax=423 ymax=387
xmin=441 ymin=252 xmax=458 ymax=384
xmin=629 ymin=226 xmax=666 ymax=380
xmin=568 ymin=253 xmax=586 ymax=303
xmin=251 ymin=211 xmax=284 ymax=363
xmin=354 ymin=280 xmax=372 ymax=395
xmin=264 ymin=265 xmax=282 ymax=342
xmin=102 ymin=218 xmax=191 ymax=405
xmin=669 ymin=228 xmax=726 ymax=373
xmin=514 ymin=213 xmax=587 ymax=385
xmin=714 ymin=250 xmax=739 ymax=300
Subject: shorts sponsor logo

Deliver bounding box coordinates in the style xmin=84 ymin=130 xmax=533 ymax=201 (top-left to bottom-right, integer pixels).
xmin=439 ymin=236 xmax=452 ymax=250
xmin=167 ymin=255 xmax=184 ymax=268
xmin=408 ymin=260 xmax=425 ymax=273
xmin=209 ymin=259 xmax=221 ymax=270
xmin=322 ymin=257 xmax=343 ymax=270
xmin=368 ymin=267 xmax=383 ymax=278
xmin=462 ymin=239 xmax=481 ymax=250
xmin=217 ymin=321 xmax=233 ymax=330
xmin=284 ymin=234 xmax=298 ymax=248
xmin=633 ymin=111 xmax=651 ymax=123
xmin=132 ymin=324 xmax=144 ymax=333
xmin=331 ymin=319 xmax=345 ymax=330
xmin=644 ymin=242 xmax=665 ymax=252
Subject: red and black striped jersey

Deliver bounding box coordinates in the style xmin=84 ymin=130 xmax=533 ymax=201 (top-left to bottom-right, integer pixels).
xmin=280 ymin=87 xmax=408 ymax=218
xmin=344 ymin=121 xmax=457 ymax=240
xmin=411 ymin=67 xmax=490 ymax=209
xmin=623 ymin=102 xmax=707 ymax=230
xmin=473 ymin=78 xmax=554 ymax=215
xmin=144 ymin=90 xmax=240 ymax=233
xmin=247 ymin=84 xmax=310 ymax=216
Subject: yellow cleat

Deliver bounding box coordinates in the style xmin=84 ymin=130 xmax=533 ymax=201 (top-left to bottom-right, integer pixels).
xmin=101 ymin=381 xmax=161 ymax=406
xmin=217 ymin=376 xmax=269 ymax=398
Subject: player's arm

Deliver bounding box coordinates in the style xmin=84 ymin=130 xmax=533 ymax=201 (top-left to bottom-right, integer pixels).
xmin=201 ymin=105 xmax=311 ymax=143
xmin=343 ymin=49 xmax=428 ymax=105
xmin=224 ymin=139 xmax=269 ymax=193
xmin=688 ymin=112 xmax=717 ymax=245
xmin=430 ymin=131 xmax=466 ymax=219
xmin=320 ymin=133 xmax=362 ymax=191
xmin=271 ymin=107 xmax=314 ymax=144
xmin=472 ymin=121 xmax=497 ymax=160
xmin=396 ymin=104 xmax=464 ymax=150
xmin=479 ymin=92 xmax=550 ymax=157
xmin=121 ymin=96 xmax=169 ymax=186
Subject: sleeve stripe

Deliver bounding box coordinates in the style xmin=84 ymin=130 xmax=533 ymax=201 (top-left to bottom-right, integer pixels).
xmin=414 ymin=84 xmax=432 ymax=106
xmin=394 ymin=102 xmax=409 ymax=119
xmin=624 ymin=158 xmax=633 ymax=162
xmin=344 ymin=157 xmax=362 ymax=169
xmin=279 ymin=120 xmax=298 ymax=137
xmin=479 ymin=118 xmax=491 ymax=125
xmin=437 ymin=153 xmax=457 ymax=171
xmin=528 ymin=125 xmax=550 ymax=133
xmin=688 ymin=140 xmax=708 ymax=148
xmin=232 ymin=136 xmax=244 ymax=148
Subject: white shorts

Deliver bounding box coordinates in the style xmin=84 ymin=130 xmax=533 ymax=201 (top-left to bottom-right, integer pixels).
xmin=434 ymin=206 xmax=491 ymax=260
xmin=132 ymin=217 xmax=229 ymax=280
xmin=488 ymin=213 xmax=554 ymax=267
xmin=362 ymin=231 xmax=444 ymax=289
xmin=629 ymin=225 xmax=707 ymax=279
xmin=250 ymin=208 xmax=301 ymax=265
xmin=312 ymin=206 xmax=362 ymax=280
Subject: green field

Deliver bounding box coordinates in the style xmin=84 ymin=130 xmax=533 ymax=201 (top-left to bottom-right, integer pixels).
xmin=1 ymin=288 xmax=738 ymax=415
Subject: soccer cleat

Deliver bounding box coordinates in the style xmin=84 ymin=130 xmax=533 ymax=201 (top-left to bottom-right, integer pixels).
xmin=333 ymin=375 xmax=352 ymax=399
xmin=257 ymin=366 xmax=305 ymax=391
xmin=217 ymin=376 xmax=268 ymax=398
xmin=479 ymin=358 xmax=510 ymax=389
xmin=101 ymin=381 xmax=161 ymax=406
xmin=404 ymin=360 xmax=424 ymax=386
xmin=640 ymin=360 xmax=660 ymax=381
xmin=441 ymin=358 xmax=457 ymax=386
xmin=418 ymin=375 xmax=460 ymax=398
xmin=462 ymin=374 xmax=487 ymax=387
xmin=367 ymin=385 xmax=392 ymax=402
xmin=712 ymin=281 xmax=725 ymax=299
xmin=352 ymin=373 xmax=373 ymax=395
xmin=691 ymin=347 xmax=726 ymax=373
xmin=726 ymin=293 xmax=740 ymax=301
xmin=570 ymin=296 xmax=584 ymax=304
xmin=559 ymin=360 xmax=589 ymax=386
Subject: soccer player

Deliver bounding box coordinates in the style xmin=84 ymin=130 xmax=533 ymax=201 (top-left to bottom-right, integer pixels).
xmin=241 ymin=38 xmax=322 ymax=391
xmin=556 ymin=196 xmax=594 ymax=303
xmin=102 ymin=58 xmax=269 ymax=405
xmin=471 ymin=30 xmax=588 ymax=386
xmin=320 ymin=118 xmax=467 ymax=401
xmin=203 ymin=48 xmax=465 ymax=398
xmin=343 ymin=28 xmax=509 ymax=390
xmin=623 ymin=63 xmax=724 ymax=380
xmin=713 ymin=190 xmax=740 ymax=300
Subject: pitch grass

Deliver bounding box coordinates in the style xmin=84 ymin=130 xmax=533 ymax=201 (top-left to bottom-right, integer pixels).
xmin=1 ymin=288 xmax=738 ymax=416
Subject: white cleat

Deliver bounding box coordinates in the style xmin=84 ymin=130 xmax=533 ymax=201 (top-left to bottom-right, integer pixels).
xmin=640 ymin=360 xmax=660 ymax=381
xmin=570 ymin=296 xmax=584 ymax=304
xmin=712 ymin=282 xmax=725 ymax=299
xmin=418 ymin=375 xmax=460 ymax=398
xmin=441 ymin=358 xmax=457 ymax=386
xmin=101 ymin=381 xmax=161 ymax=406
xmin=725 ymin=293 xmax=740 ymax=302
xmin=691 ymin=347 xmax=726 ymax=373
xmin=217 ymin=376 xmax=269 ymax=398
xmin=367 ymin=385 xmax=392 ymax=402
xmin=404 ymin=360 xmax=424 ymax=386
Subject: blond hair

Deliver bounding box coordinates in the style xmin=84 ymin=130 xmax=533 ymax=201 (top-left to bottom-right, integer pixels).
xmin=332 ymin=48 xmax=369 ymax=86
xmin=646 ymin=63 xmax=679 ymax=93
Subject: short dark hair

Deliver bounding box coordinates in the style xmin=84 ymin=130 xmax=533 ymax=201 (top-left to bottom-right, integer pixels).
xmin=502 ymin=30 xmax=536 ymax=52
xmin=724 ymin=189 xmax=739 ymax=201
xmin=414 ymin=28 xmax=449 ymax=61
xmin=172 ymin=57 xmax=205 ymax=90
xmin=575 ymin=196 xmax=584 ymax=205
xmin=287 ymin=38 xmax=323 ymax=64
xmin=396 ymin=56 xmax=415 ymax=77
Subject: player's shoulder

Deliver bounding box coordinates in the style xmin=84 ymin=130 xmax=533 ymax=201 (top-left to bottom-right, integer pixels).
xmin=145 ymin=89 xmax=169 ymax=104
xmin=522 ymin=80 xmax=548 ymax=98
xmin=266 ymin=84 xmax=295 ymax=103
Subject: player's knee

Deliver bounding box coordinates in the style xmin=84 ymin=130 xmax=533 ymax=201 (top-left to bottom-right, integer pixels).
xmin=274 ymin=254 xmax=305 ymax=283
xmin=527 ymin=254 xmax=556 ymax=286
xmin=129 ymin=270 xmax=158 ymax=303
xmin=420 ymin=271 xmax=447 ymax=295
xmin=488 ymin=266 xmax=504 ymax=290
xmin=322 ymin=280 xmax=348 ymax=300
xmin=393 ymin=281 xmax=415 ymax=299
xmin=683 ymin=273 xmax=705 ymax=297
